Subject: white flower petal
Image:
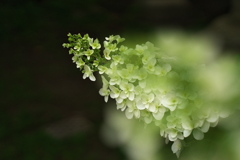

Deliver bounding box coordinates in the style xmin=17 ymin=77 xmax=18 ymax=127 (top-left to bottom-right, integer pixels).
xmin=171 ymin=140 xmax=181 ymax=154
xmin=144 ymin=116 xmax=152 ymax=124
xmin=89 ymin=74 xmax=96 ymax=81
xmin=164 ymin=104 xmax=177 ymax=111
xmin=148 ymin=104 xmax=157 ymax=112
xmin=139 ymin=80 xmax=146 ymax=88
xmin=161 ymin=95 xmax=178 ymax=111
xmin=125 ymin=108 xmax=133 ymax=119
xmin=128 ymin=92 xmax=135 ymax=101
xmin=120 ymin=91 xmax=127 ymax=99
xmin=148 ymin=93 xmax=155 ymax=102
xmin=193 ymin=129 xmax=204 ymax=140
xmin=200 ymin=121 xmax=210 ymax=133
xmin=183 ymin=129 xmax=192 ymax=137
xmin=83 ymin=73 xmax=88 ymax=79
xmin=168 ymin=130 xmax=178 ymax=140
xmin=153 ymin=111 xmax=164 ymax=120
xmin=134 ymin=110 xmax=140 ymax=118
xmin=136 ymin=101 xmax=146 ymax=110
xmin=160 ymin=130 xmax=165 ymax=137
xmin=182 ymin=119 xmax=193 ymax=130
xmin=207 ymin=114 xmax=219 ymax=123
xmin=104 ymin=96 xmax=109 ymax=102
xmin=116 ymin=97 xmax=123 ymax=103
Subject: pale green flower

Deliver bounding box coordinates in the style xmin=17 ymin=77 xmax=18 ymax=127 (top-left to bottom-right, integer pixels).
xmin=106 ymin=35 xmax=125 ymax=44
xmin=154 ymin=64 xmax=171 ymax=76
xmin=200 ymin=121 xmax=210 ymax=133
xmin=99 ymin=76 xmax=110 ymax=102
xmin=135 ymin=44 xmax=148 ymax=55
xmin=72 ymin=54 xmax=79 ymax=63
xmin=152 ymin=107 xmax=166 ymax=120
xmin=136 ymin=93 xmax=155 ymax=110
xmin=143 ymin=59 xmax=156 ymax=73
xmin=99 ymin=87 xmax=110 ymax=102
xmin=116 ymin=100 xmax=127 ymax=111
xmin=142 ymin=54 xmax=155 ymax=65
xmin=109 ymin=75 xmax=121 ymax=85
xmin=125 ymin=103 xmax=141 ymax=119
xmin=115 ymin=35 xmax=125 ymax=43
xmin=93 ymin=60 xmax=99 ymax=67
xmin=119 ymin=81 xmax=135 ymax=100
xmin=181 ymin=117 xmax=193 ymax=130
xmin=168 ymin=129 xmax=180 ymax=141
xmin=107 ymin=43 xmax=118 ymax=52
xmin=143 ymin=112 xmax=153 ymax=124
xmin=83 ymin=65 xmax=96 ymax=81
xmin=103 ymin=48 xmax=111 ymax=60
xmin=119 ymin=45 xmax=128 ymax=52
xmin=134 ymin=68 xmax=148 ymax=80
xmin=105 ymin=35 xmax=115 ymax=42
xmin=83 ymin=34 xmax=92 ymax=42
xmin=84 ymin=49 xmax=94 ymax=60
xmin=183 ymin=129 xmax=192 ymax=137
xmin=171 ymin=140 xmax=182 ymax=158
xmin=112 ymin=55 xmax=124 ymax=65
xmin=109 ymin=85 xmax=121 ymax=99
xmin=117 ymin=64 xmax=138 ymax=81
xmin=89 ymin=39 xmax=101 ymax=49
xmin=76 ymin=58 xmax=85 ymax=68
xmin=98 ymin=66 xmax=109 ymax=74
xmin=147 ymin=99 xmax=161 ymax=112
xmin=161 ymin=94 xmax=179 ymax=111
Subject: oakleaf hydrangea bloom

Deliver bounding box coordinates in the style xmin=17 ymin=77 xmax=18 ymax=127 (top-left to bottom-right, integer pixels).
xmin=63 ymin=33 xmax=240 ymax=157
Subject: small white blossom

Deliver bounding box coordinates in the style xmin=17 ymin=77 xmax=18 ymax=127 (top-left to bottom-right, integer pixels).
xmin=98 ymin=66 xmax=108 ymax=74
xmin=171 ymin=140 xmax=182 ymax=158
xmin=99 ymin=76 xmax=110 ymax=102
xmin=103 ymin=48 xmax=111 ymax=60
xmin=84 ymin=49 xmax=94 ymax=60
xmin=76 ymin=58 xmax=85 ymax=68
xmin=89 ymin=39 xmax=101 ymax=49
xmin=119 ymin=81 xmax=135 ymax=100
xmin=152 ymin=107 xmax=166 ymax=120
xmin=161 ymin=94 xmax=179 ymax=111
xmin=83 ymin=65 xmax=96 ymax=81
xmin=154 ymin=64 xmax=172 ymax=76
xmin=143 ymin=114 xmax=153 ymax=124
xmin=109 ymin=85 xmax=121 ymax=99
xmin=136 ymin=93 xmax=155 ymax=110
xmin=200 ymin=121 xmax=210 ymax=133
xmin=125 ymin=104 xmax=140 ymax=119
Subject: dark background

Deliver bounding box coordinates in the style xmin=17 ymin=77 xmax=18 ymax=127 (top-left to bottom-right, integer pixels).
xmin=1 ymin=0 xmax=240 ymax=159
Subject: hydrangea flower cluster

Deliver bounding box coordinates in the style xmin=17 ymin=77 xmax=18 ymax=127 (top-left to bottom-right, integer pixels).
xmin=63 ymin=33 xmax=237 ymax=157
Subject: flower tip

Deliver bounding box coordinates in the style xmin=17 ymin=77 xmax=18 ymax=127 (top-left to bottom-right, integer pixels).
xmin=171 ymin=140 xmax=182 ymax=155
xmin=90 ymin=76 xmax=96 ymax=81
